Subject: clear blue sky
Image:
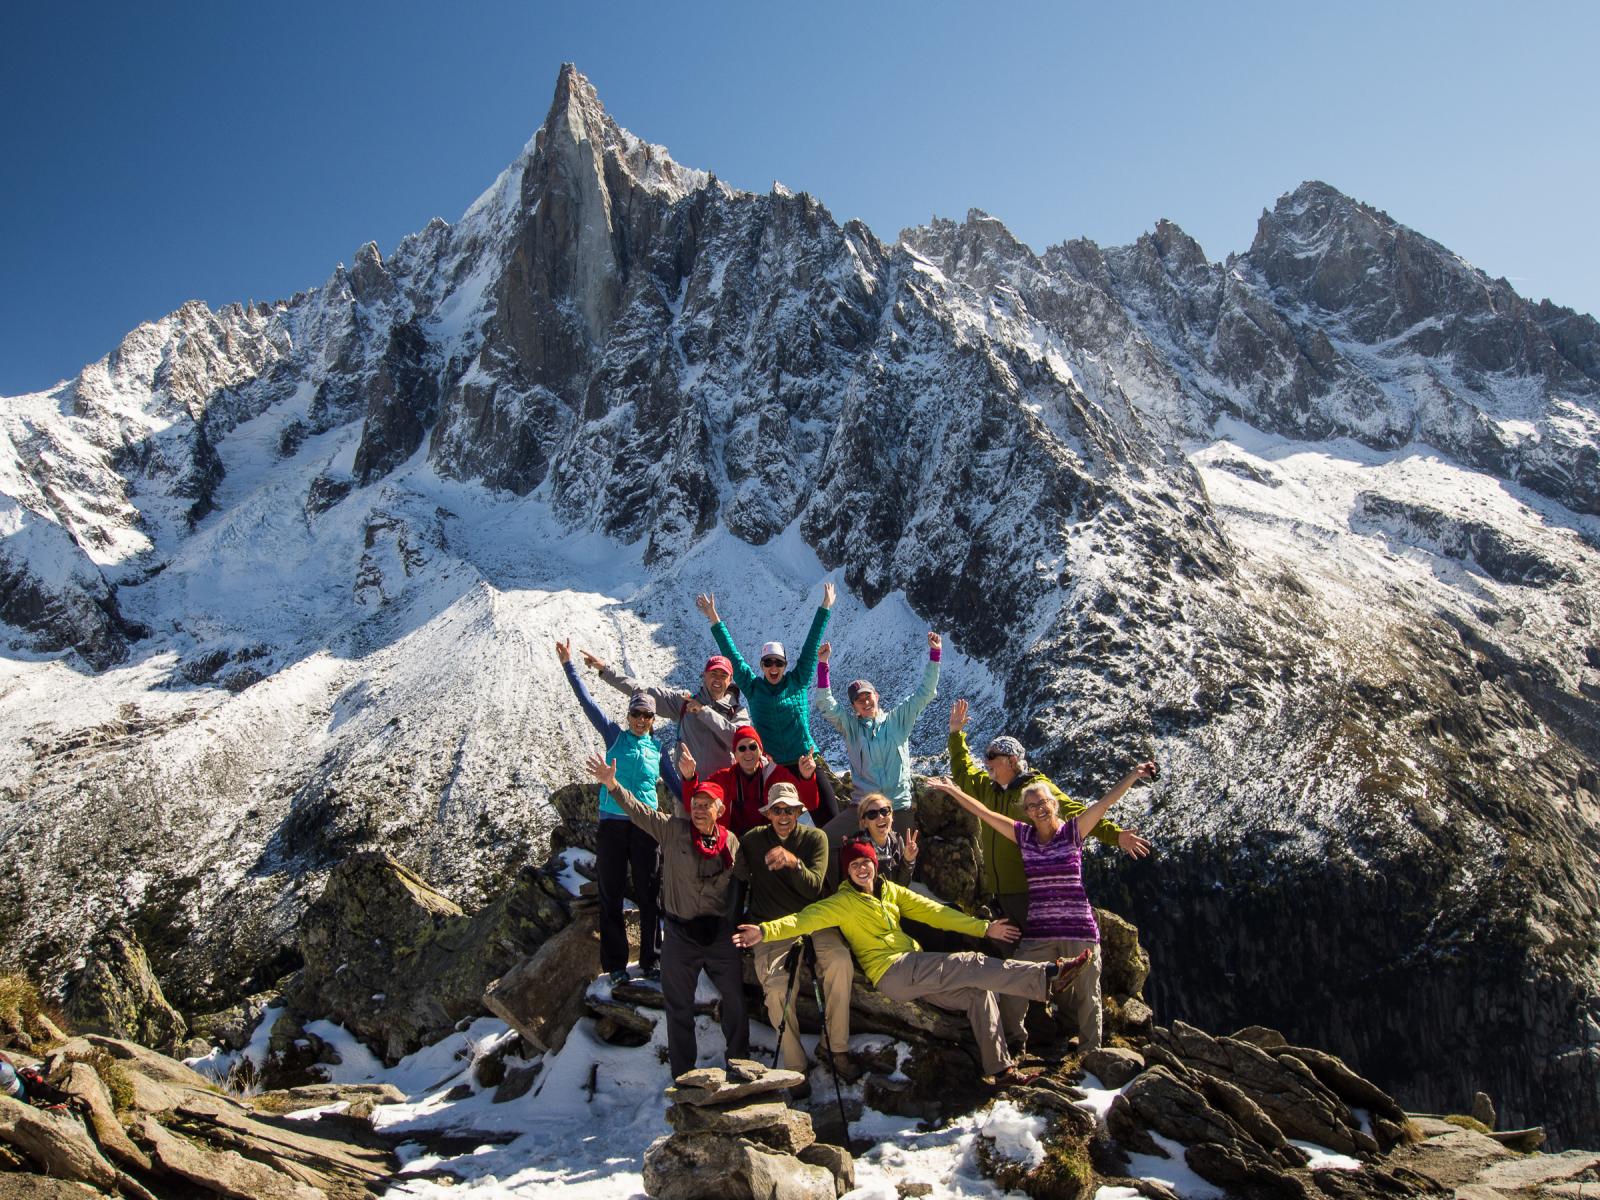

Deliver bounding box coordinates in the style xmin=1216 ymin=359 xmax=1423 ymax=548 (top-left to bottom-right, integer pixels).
xmin=3 ymin=2 xmax=1596 ymax=395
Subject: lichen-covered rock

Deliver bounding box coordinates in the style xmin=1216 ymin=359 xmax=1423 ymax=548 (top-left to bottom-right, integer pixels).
xmin=287 ymin=852 xmax=570 ymax=1060
xmin=60 ymin=930 xmax=186 ymax=1052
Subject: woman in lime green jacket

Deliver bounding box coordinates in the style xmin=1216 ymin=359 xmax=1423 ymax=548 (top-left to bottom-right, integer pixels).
xmin=733 ymin=838 xmax=1086 ymax=1085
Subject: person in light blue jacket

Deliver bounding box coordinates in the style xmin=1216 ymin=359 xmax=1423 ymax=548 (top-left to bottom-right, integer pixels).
xmin=557 ymin=638 xmax=682 ymax=987
xmin=815 ymin=631 xmax=941 ymax=838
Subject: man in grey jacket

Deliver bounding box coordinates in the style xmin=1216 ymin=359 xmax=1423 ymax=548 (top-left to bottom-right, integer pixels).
xmin=587 ymin=754 xmax=748 ymax=1081
xmin=583 ymin=649 xmax=748 ymax=774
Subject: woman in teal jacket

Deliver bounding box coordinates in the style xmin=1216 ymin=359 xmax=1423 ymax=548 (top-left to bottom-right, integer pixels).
xmin=696 ymin=583 xmax=839 ymax=821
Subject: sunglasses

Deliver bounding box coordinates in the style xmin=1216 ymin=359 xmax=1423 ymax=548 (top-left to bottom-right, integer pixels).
xmin=735 ymin=742 xmax=761 ymax=752
xmin=984 ymin=751 xmax=1010 ymax=761
xmin=760 ymin=657 xmax=786 ymax=668
xmin=861 ymin=807 xmax=892 ymax=820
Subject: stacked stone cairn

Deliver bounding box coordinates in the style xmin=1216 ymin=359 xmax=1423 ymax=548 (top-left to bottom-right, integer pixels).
xmin=643 ymin=1058 xmax=855 ymax=1200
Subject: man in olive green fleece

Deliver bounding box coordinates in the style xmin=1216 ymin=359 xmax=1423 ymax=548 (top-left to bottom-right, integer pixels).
xmin=949 ymin=700 xmax=1151 ymax=929
xmin=733 ymin=782 xmax=856 ymax=1079
xmin=733 ymin=840 xmax=1087 ymax=1084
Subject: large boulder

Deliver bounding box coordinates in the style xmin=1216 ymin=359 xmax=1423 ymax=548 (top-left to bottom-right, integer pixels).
xmin=485 ymin=906 xmax=619 ymax=1053
xmin=643 ymin=1131 xmax=837 ymax=1200
xmin=60 ymin=929 xmax=186 ymax=1052
xmin=286 ymin=852 xmax=571 ymax=1060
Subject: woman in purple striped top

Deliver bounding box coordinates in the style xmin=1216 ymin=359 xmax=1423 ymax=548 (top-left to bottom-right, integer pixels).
xmin=926 ymin=758 xmax=1156 ymax=1056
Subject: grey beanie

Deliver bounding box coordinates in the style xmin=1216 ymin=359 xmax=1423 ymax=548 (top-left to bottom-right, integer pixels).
xmin=985 ymin=735 xmax=1026 ymax=760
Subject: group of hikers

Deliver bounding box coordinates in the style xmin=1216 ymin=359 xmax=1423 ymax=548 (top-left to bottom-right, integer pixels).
xmin=557 ymin=581 xmax=1156 ymax=1090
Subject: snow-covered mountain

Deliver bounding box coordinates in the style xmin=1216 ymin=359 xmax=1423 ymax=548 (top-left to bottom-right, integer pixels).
xmin=2 ymin=65 xmax=1597 ymax=1145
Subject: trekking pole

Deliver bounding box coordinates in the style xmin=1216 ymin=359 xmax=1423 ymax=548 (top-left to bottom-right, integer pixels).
xmin=805 ymin=938 xmax=850 ymax=1138
xmin=769 ymin=939 xmax=805 ymax=1069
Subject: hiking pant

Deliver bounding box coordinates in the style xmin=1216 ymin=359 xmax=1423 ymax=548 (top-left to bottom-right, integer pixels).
xmin=661 ymin=918 xmax=749 ymax=1081
xmin=999 ymin=938 xmax=1102 ymax=1053
xmin=875 ymin=951 xmax=1051 ymax=1076
xmin=597 ymin=817 xmax=660 ymax=975
xmin=752 ymin=928 xmax=854 ymax=1072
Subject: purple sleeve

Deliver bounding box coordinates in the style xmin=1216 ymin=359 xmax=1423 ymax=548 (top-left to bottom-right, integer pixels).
xmin=817 ymin=661 xmax=830 ymax=688
xmin=930 ymin=646 xmax=941 ymax=662
xmin=1013 ymin=820 xmax=1030 ymax=847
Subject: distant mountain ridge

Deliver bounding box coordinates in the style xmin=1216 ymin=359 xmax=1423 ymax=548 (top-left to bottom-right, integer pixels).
xmin=1 ymin=65 xmax=1596 ymax=1146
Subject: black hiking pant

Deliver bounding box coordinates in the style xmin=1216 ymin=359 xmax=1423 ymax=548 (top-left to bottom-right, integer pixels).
xmin=596 ymin=817 xmax=660 ymax=974
xmin=660 ymin=916 xmax=748 ymax=1081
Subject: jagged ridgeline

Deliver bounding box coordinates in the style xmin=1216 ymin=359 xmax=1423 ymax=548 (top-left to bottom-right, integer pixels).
xmin=1 ymin=64 xmax=1597 ymax=1146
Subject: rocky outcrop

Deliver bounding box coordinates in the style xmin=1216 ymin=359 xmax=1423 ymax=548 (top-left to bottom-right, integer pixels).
xmin=0 ymin=1035 xmax=394 ymax=1198
xmin=60 ymin=930 xmax=186 ymax=1053
xmin=644 ymin=1060 xmax=849 ymax=1199
xmin=286 ymin=851 xmax=571 ymax=1060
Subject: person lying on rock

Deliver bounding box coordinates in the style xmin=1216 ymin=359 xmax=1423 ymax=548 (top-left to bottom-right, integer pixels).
xmin=731 ymin=782 xmax=857 ymax=1083
xmin=696 ymin=584 xmax=841 ymax=824
xmin=949 ymin=699 xmax=1151 ymax=935
xmin=823 ymin=792 xmax=918 ymax=890
xmin=586 ymin=754 xmax=749 ymax=1082
xmin=580 ymin=648 xmax=750 ymax=775
xmin=815 ymin=632 xmax=940 ymax=840
xmin=675 ymin=724 xmax=820 ymax=835
xmin=558 ymin=638 xmax=681 ymax=987
xmin=732 ymin=838 xmax=1088 ymax=1087
xmin=924 ymin=758 xmax=1157 ymax=1058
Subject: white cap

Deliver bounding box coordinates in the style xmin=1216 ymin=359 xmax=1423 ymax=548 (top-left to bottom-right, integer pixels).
xmin=759 ymin=641 xmax=786 ymax=663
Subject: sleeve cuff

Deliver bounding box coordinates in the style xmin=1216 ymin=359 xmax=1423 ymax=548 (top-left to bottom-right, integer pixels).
xmin=817 ymin=663 xmax=831 ymax=688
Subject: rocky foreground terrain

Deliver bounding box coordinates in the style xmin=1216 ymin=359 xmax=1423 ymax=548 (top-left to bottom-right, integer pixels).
xmin=4 ymin=804 xmax=1597 ymax=1199
xmin=1 ymin=64 xmax=1597 ymax=1147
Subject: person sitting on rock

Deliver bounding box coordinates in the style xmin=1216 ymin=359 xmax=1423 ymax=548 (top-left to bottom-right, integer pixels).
xmin=676 ymin=724 xmax=820 ymax=835
xmin=587 ymin=755 xmax=749 ymax=1083
xmin=559 ymin=639 xmax=681 ymax=987
xmin=924 ymin=758 xmax=1157 ymax=1057
xmin=823 ymin=792 xmax=918 ymax=890
xmin=580 ymin=648 xmax=749 ymax=775
xmin=815 ymin=633 xmax=940 ymax=840
xmin=696 ymin=584 xmax=840 ymax=823
xmin=732 ymin=782 xmax=857 ymax=1083
xmin=733 ymin=839 xmax=1088 ymax=1087
xmin=949 ymin=699 xmax=1151 ymax=936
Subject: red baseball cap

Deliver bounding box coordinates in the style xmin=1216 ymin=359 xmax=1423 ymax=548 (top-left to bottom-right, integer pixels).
xmin=704 ymin=656 xmax=733 ymax=676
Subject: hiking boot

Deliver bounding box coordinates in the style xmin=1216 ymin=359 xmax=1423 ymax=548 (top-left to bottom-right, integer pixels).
xmin=606 ymin=968 xmax=630 ymax=987
xmin=643 ymin=965 xmax=662 ymax=984
xmin=986 ymin=1066 xmax=1043 ymax=1090
xmin=829 ymin=1051 xmax=863 ymax=1084
xmin=1047 ymin=948 xmax=1094 ymax=997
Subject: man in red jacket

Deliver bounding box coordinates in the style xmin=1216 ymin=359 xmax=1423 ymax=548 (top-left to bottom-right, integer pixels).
xmin=677 ymin=725 xmax=820 ymax=834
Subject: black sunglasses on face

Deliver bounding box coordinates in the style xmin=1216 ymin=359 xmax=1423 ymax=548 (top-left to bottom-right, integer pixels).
xmin=984 ymin=751 xmax=1007 ymax=761
xmin=861 ymin=807 xmax=892 ymax=820
xmin=735 ymin=742 xmax=760 ymax=752
xmin=760 ymin=657 xmax=785 ymax=667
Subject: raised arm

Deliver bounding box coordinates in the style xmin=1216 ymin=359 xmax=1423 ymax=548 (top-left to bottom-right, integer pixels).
xmin=587 ymin=655 xmax=687 ymax=721
xmin=812 ymin=641 xmax=845 ymax=732
xmin=1076 ymin=761 xmax=1158 ymax=841
xmin=885 ymin=637 xmax=941 ymax=739
xmin=924 ymin=776 xmax=1018 ymax=843
xmin=560 ymin=648 xmax=621 ymax=745
xmin=701 ymin=593 xmax=758 ymax=691
xmin=947 ymin=701 xmax=984 ymax=796
xmin=790 ymin=585 xmax=834 ymax=685
xmin=658 ymin=743 xmax=685 ymax=804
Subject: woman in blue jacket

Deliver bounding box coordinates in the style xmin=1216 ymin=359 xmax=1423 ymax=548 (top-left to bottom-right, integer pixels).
xmin=815 ymin=631 xmax=940 ymax=837
xmin=558 ymin=639 xmax=682 ymax=986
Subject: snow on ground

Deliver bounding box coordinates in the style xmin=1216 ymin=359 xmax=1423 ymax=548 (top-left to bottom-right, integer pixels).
xmin=194 ymin=998 xmax=1367 ymax=1198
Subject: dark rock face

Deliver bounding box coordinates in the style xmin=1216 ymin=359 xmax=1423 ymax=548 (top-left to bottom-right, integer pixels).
xmin=285 ymin=852 xmax=570 ymax=1061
